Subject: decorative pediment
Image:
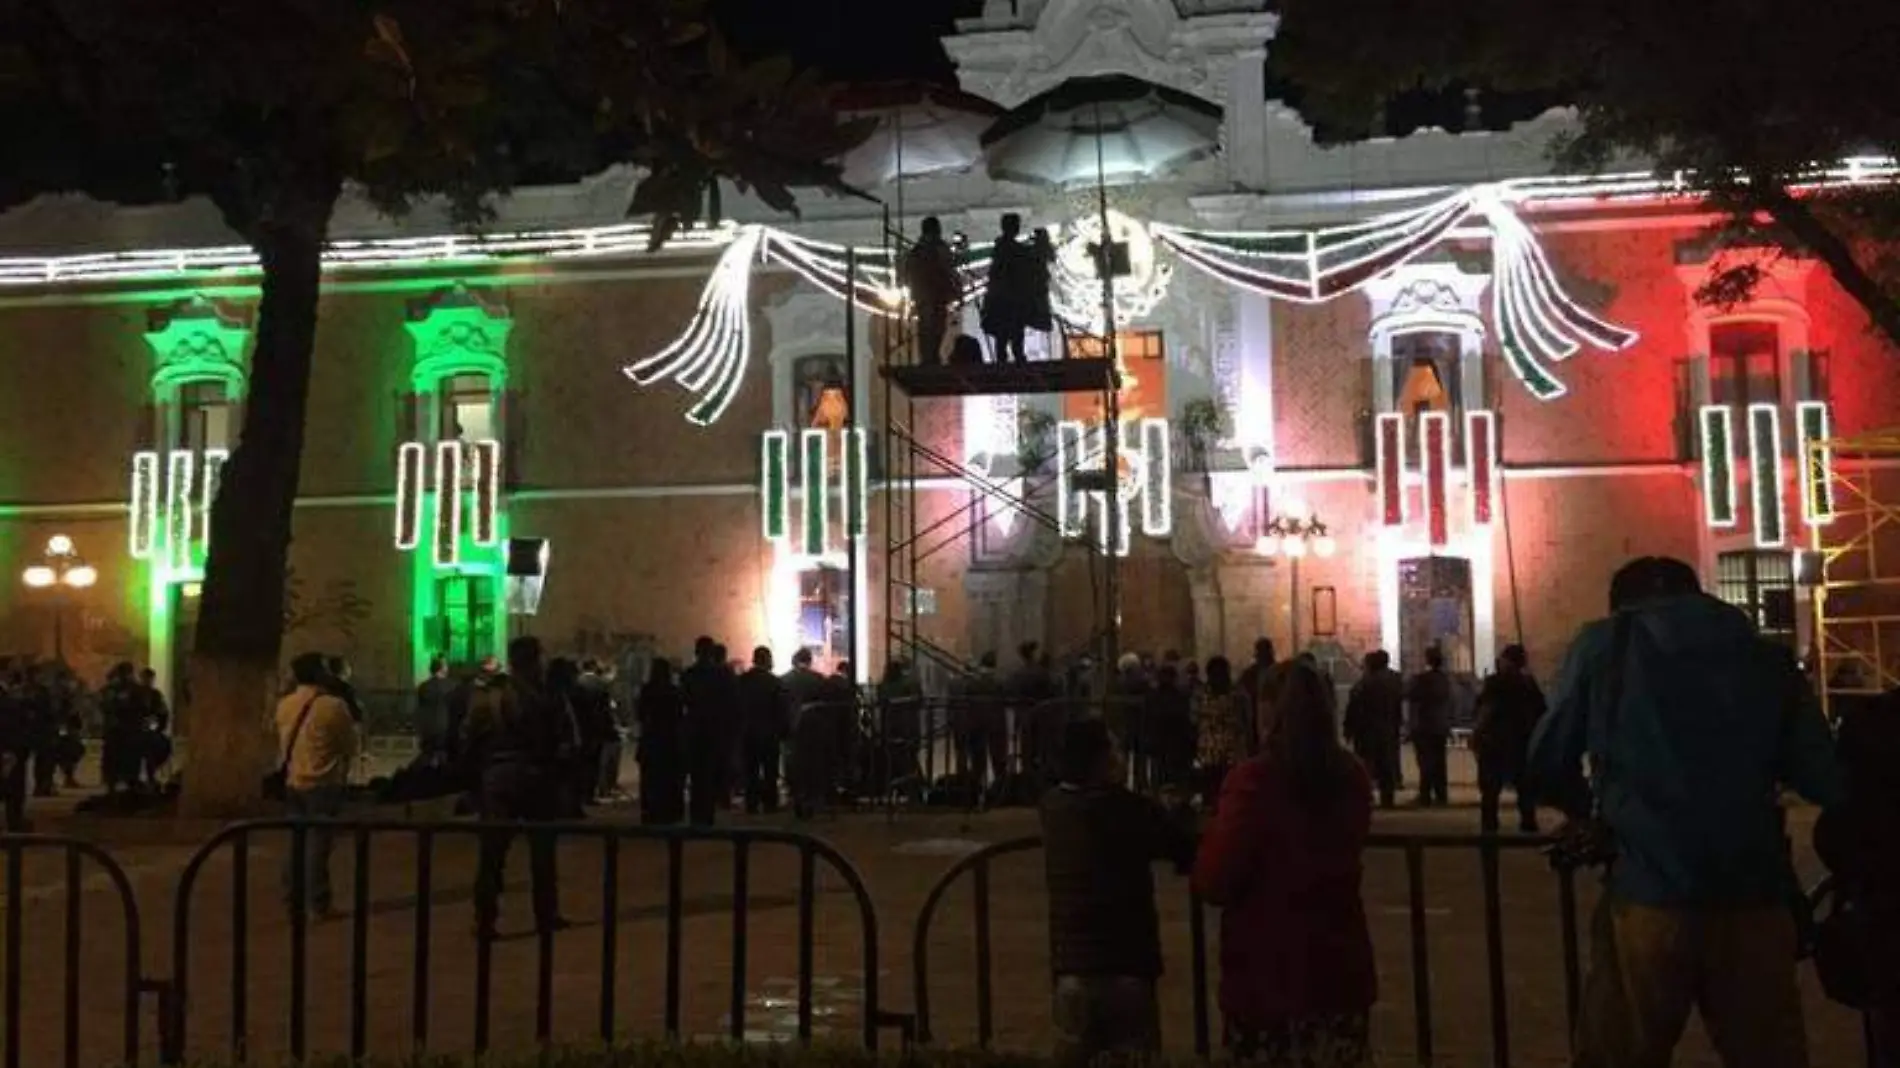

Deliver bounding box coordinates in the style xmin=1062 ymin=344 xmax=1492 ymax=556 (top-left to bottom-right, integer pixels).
xmin=948 ymin=0 xmax=1254 ymax=108
xmin=404 ymin=283 xmax=512 ymax=388
xmin=143 ymin=295 xmax=252 ymax=395
xmin=1364 ymin=261 xmax=1491 ymax=344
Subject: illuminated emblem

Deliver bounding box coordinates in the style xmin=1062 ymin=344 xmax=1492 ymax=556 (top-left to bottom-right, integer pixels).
xmin=1050 ymin=210 xmax=1173 ymax=333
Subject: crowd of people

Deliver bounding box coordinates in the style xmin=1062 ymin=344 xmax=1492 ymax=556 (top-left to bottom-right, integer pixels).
xmin=1032 ymin=555 xmax=1895 ymax=1068
xmin=0 ymin=657 xmax=174 ymax=830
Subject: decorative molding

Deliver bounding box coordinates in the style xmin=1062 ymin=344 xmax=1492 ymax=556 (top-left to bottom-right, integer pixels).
xmin=1363 ymin=260 xmax=1491 ymax=344
xmin=404 ymin=283 xmax=513 ymax=389
xmin=143 ymin=294 xmax=252 ymax=396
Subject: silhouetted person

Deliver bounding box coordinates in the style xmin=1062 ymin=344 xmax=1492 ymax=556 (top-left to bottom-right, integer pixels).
xmin=1532 ymin=556 xmax=1843 ymax=1066
xmin=1473 ymin=644 xmax=1546 ymax=832
xmin=681 ymin=636 xmax=738 ymax=825
xmin=737 ymin=646 xmax=790 ymax=814
xmin=902 ymin=216 xmax=959 ymax=365
xmin=137 ymin=667 xmax=172 ymax=787
xmin=1406 ymin=646 xmax=1453 ymax=807
xmin=950 ymin=651 xmax=1008 ymax=804
xmin=1040 ymin=718 xmax=1195 ymax=1067
xmin=783 ymin=648 xmax=834 ymax=818
xmin=1146 ymin=662 xmax=1195 ymax=792
xmin=415 ymin=657 xmax=455 ymax=761
xmin=1343 ymin=650 xmax=1404 ymax=808
xmin=469 ymin=637 xmax=567 ymax=938
xmin=636 ymin=658 xmax=686 ymax=824
xmin=1195 ymin=656 xmax=1249 ymax=808
xmin=97 ymin=663 xmax=142 ymax=795
xmin=0 ymin=674 xmax=31 ymax=831
xmin=325 ymin=656 xmax=366 ymax=723
xmin=982 ymin=213 xmax=1035 ymax=363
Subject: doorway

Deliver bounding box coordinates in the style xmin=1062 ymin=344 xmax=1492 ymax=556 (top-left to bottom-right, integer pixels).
xmin=798 ymin=566 xmax=851 ymax=673
xmin=430 ymin=574 xmax=498 ymax=670
xmin=1399 ymin=556 xmax=1474 ymax=675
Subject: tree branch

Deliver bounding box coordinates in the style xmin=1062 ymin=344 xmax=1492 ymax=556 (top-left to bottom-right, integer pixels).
xmin=1758 ymin=184 xmax=1900 ymax=350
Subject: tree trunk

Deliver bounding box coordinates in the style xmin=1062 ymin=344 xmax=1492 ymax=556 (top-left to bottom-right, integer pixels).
xmin=1760 ymin=187 xmax=1900 ymax=351
xmin=181 ymin=181 xmax=338 ymax=819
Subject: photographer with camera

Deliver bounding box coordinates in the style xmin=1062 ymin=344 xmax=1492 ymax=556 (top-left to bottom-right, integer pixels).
xmin=1529 ymin=556 xmax=1843 ymax=1068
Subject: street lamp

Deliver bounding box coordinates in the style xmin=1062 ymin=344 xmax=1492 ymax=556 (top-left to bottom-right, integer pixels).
xmin=1254 ymin=511 xmax=1336 ymax=654
xmin=20 ymin=535 xmax=97 ymax=662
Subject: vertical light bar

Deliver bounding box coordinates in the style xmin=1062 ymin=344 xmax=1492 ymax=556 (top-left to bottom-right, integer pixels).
xmin=469 ymin=439 xmax=502 ymax=546
xmin=199 ymin=449 xmax=229 ymax=551
xmin=1375 ymin=412 xmax=1406 ymax=526
xmin=165 ymin=450 xmax=195 ymax=572
xmin=1139 ymin=418 xmax=1172 ymax=537
xmin=1796 ymin=400 xmax=1835 ymax=525
xmin=842 ymin=427 xmax=869 ymax=540
xmin=1421 ymin=412 xmax=1450 ymax=547
xmin=1056 ymin=419 xmax=1088 ymax=538
xmin=1748 ymin=402 xmax=1786 ymax=549
xmin=433 ymin=439 xmax=464 ymax=567
xmin=799 ymin=428 xmax=828 ymax=556
xmin=129 ymin=451 xmax=160 ymax=559
xmin=394 ymin=442 xmax=427 ymax=550
xmin=1699 ymin=405 xmax=1737 ymax=528
xmin=1466 ymin=410 xmax=1498 ymax=527
xmin=760 ymin=430 xmax=789 ymax=541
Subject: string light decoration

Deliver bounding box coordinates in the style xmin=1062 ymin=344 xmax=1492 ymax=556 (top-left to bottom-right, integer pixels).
xmin=843 ymin=428 xmax=869 ymax=540
xmin=469 ymin=440 xmax=503 ymax=546
xmin=1748 ymin=403 xmax=1787 ymax=549
xmin=394 ymin=442 xmax=428 ymax=550
xmin=761 ymin=431 xmax=789 ymax=541
xmin=1699 ymin=406 xmax=1739 ymax=529
xmin=1796 ymin=401 xmax=1835 ymax=525
xmin=1421 ymin=412 xmax=1451 ymax=547
xmin=129 ymin=452 xmax=160 ymax=559
xmin=432 ymin=440 xmax=464 ymax=567
xmin=1375 ymin=413 xmax=1407 ymax=526
xmin=623 ymin=226 xmax=766 ymax=427
xmin=165 ymin=450 xmax=195 ymax=571
xmin=1466 ymin=410 xmax=1498 ymax=526
xmin=1139 ymin=418 xmax=1172 ymax=538
xmin=1056 ymin=420 xmax=1088 ymax=539
xmin=632 ymin=175 xmax=1664 ymax=422
xmin=799 ymin=429 xmax=829 ymax=557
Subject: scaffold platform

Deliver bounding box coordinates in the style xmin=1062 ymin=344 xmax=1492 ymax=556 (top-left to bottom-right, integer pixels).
xmin=881 ymin=357 xmax=1117 ymax=397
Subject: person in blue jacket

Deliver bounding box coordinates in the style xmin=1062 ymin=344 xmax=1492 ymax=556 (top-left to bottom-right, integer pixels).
xmin=1529 ymin=555 xmax=1844 ymax=1068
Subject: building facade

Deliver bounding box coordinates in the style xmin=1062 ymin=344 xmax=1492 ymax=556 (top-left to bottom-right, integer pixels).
xmin=2 ymin=0 xmax=1896 ymax=709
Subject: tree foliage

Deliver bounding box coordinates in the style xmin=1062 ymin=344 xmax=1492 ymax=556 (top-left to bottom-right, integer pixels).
xmin=0 ymin=0 xmax=869 ymax=813
xmin=1271 ymin=0 xmax=1900 ymax=346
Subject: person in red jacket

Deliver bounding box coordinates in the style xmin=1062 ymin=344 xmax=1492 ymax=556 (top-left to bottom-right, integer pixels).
xmin=1192 ymin=659 xmax=1377 ymax=1065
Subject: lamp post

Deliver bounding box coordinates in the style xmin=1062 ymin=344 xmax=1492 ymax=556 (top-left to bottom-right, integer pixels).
xmin=1253 ymin=511 xmax=1336 ymax=655
xmin=21 ymin=535 xmax=98 ymax=663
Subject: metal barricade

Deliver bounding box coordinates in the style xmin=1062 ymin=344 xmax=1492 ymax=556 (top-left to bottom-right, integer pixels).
xmin=910 ymin=832 xmax=1586 ymax=1066
xmin=0 ymin=835 xmax=152 ymax=1068
xmin=166 ymin=820 xmax=896 ymax=1063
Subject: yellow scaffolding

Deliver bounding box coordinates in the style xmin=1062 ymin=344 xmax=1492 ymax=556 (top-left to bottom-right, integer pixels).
xmin=1809 ymin=426 xmax=1900 ymax=720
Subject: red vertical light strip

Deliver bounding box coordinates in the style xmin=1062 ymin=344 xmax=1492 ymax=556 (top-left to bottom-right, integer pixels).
xmin=1467 ymin=410 xmax=1497 ymax=526
xmin=1423 ymin=412 xmax=1450 ymax=546
xmin=1375 ymin=412 xmax=1405 ymax=526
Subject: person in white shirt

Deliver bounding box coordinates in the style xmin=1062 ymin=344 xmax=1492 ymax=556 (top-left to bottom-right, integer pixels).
xmin=275 ymin=652 xmax=359 ymax=921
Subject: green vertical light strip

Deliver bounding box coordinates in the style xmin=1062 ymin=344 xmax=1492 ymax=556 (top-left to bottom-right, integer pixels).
xmin=800 ymin=428 xmax=828 ymax=556
xmin=761 ymin=431 xmax=789 ymax=541
xmin=1796 ymin=401 xmax=1835 ymax=524
xmin=1699 ymin=406 xmax=1737 ymax=528
xmin=432 ymin=440 xmax=463 ymax=567
xmin=394 ymin=442 xmax=427 ymax=550
xmin=843 ymin=428 xmax=868 ymax=540
xmin=198 ymin=449 xmax=227 ymax=569
xmin=1748 ymin=403 xmax=1786 ymax=549
xmin=470 ymin=439 xmax=502 ymax=546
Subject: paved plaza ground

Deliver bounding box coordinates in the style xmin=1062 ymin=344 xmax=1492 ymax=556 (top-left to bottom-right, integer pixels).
xmin=0 ymin=760 xmax=1871 ymax=1067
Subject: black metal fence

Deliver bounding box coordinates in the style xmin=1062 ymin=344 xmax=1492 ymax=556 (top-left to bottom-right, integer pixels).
xmin=910 ymin=834 xmax=1869 ymax=1068
xmin=0 ymin=824 xmax=1876 ymax=1067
